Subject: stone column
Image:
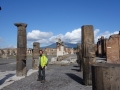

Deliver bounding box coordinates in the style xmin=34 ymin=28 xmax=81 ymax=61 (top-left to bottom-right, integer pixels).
xmin=81 ymin=25 xmax=96 ymax=85
xmin=77 ymin=43 xmax=83 ymax=71
xmin=14 ymin=23 xmax=27 ymax=76
xmin=32 ymin=42 xmax=40 ymax=70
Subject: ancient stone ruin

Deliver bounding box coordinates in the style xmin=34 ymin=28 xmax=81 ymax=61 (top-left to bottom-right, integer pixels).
xmin=76 ymin=43 xmax=83 ymax=71
xmin=96 ymin=32 xmax=120 ymax=64
xmin=81 ymin=25 xmax=96 ymax=85
xmin=14 ymin=22 xmax=27 ymax=76
xmin=49 ymin=38 xmax=76 ymax=65
xmin=96 ymin=36 xmax=107 ymax=57
xmin=56 ymin=38 xmax=65 ymax=57
xmin=44 ymin=48 xmax=56 ymax=55
xmin=106 ymin=32 xmax=120 ymax=64
xmin=27 ymin=48 xmax=32 ymax=55
xmin=93 ymin=30 xmax=120 ymax=89
xmin=32 ymin=42 xmax=40 ymax=70
xmin=92 ymin=63 xmax=120 ymax=90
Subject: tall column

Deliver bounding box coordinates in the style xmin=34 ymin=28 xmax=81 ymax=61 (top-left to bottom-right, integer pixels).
xmin=81 ymin=25 xmax=96 ymax=85
xmin=32 ymin=42 xmax=40 ymax=70
xmin=14 ymin=23 xmax=27 ymax=76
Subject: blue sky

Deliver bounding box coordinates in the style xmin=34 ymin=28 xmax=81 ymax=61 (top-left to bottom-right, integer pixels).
xmin=0 ymin=0 xmax=120 ymax=48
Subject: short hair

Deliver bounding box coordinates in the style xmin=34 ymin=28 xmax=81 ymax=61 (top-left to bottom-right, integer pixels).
xmin=39 ymin=50 xmax=43 ymax=53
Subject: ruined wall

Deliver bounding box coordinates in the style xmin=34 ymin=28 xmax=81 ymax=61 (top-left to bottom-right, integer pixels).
xmin=106 ymin=33 xmax=120 ymax=64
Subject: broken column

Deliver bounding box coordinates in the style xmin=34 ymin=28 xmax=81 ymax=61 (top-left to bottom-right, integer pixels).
xmin=14 ymin=23 xmax=27 ymax=76
xmin=92 ymin=63 xmax=120 ymax=90
xmin=81 ymin=25 xmax=96 ymax=85
xmin=106 ymin=32 xmax=120 ymax=64
xmin=32 ymin=42 xmax=40 ymax=70
xmin=56 ymin=38 xmax=65 ymax=57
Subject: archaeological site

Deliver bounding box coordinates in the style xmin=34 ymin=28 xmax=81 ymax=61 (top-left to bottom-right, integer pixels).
xmin=0 ymin=1 xmax=120 ymax=90
xmin=0 ymin=23 xmax=120 ymax=90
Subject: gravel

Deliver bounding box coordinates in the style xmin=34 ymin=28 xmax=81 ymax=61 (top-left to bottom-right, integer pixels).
xmin=2 ymin=63 xmax=92 ymax=90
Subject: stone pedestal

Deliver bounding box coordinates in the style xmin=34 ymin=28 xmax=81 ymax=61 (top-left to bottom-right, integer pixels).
xmin=14 ymin=23 xmax=27 ymax=76
xmin=81 ymin=25 xmax=96 ymax=85
xmin=92 ymin=63 xmax=120 ymax=90
xmin=32 ymin=42 xmax=40 ymax=70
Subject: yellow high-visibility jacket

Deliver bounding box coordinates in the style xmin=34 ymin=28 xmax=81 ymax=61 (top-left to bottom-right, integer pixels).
xmin=38 ymin=54 xmax=48 ymax=67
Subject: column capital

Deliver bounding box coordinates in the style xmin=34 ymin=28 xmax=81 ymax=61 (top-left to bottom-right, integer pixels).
xmin=14 ymin=23 xmax=27 ymax=27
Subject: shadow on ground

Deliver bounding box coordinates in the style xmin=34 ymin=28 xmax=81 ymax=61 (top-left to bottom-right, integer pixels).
xmin=66 ymin=73 xmax=84 ymax=85
xmin=73 ymin=65 xmax=79 ymax=67
xmin=71 ymin=69 xmax=80 ymax=72
xmin=0 ymin=74 xmax=15 ymax=85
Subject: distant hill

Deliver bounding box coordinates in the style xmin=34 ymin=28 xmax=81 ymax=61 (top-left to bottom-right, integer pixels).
xmin=41 ymin=42 xmax=78 ymax=49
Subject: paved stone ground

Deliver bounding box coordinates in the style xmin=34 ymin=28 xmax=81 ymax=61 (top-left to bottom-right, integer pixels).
xmin=0 ymin=55 xmax=106 ymax=90
xmin=1 ymin=63 xmax=92 ymax=90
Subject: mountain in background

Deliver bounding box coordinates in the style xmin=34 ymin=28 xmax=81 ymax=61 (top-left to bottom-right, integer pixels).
xmin=41 ymin=42 xmax=78 ymax=49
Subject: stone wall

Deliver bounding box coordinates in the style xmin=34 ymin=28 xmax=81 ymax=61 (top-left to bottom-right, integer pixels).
xmin=106 ymin=32 xmax=120 ymax=64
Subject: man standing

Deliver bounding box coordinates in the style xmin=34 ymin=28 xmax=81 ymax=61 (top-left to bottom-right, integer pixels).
xmin=37 ymin=50 xmax=48 ymax=83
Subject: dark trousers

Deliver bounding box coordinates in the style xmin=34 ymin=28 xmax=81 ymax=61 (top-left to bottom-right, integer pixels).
xmin=38 ymin=66 xmax=45 ymax=80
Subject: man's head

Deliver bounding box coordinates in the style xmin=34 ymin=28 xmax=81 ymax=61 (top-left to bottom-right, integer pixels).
xmin=39 ymin=50 xmax=43 ymax=56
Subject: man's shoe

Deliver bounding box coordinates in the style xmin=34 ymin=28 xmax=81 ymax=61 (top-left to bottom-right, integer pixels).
xmin=41 ymin=80 xmax=45 ymax=83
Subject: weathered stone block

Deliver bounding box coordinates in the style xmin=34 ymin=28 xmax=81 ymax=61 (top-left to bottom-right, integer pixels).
xmin=61 ymin=60 xmax=70 ymax=66
xmin=92 ymin=63 xmax=120 ymax=90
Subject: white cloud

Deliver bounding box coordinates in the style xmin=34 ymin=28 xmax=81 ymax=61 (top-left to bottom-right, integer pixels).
xmin=27 ymin=28 xmax=119 ymax=47
xmin=27 ymin=30 xmax=53 ymax=41
xmin=49 ymin=28 xmax=81 ymax=44
xmin=94 ymin=30 xmax=119 ymax=43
